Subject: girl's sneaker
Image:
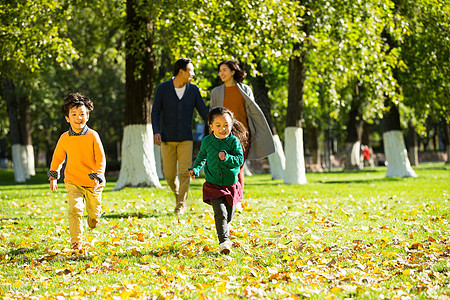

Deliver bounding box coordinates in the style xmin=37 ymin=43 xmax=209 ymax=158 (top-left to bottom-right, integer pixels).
xmin=219 ymin=241 xmax=233 ymax=254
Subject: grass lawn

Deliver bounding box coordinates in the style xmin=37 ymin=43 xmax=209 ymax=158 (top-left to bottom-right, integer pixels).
xmin=0 ymin=163 xmax=449 ymax=299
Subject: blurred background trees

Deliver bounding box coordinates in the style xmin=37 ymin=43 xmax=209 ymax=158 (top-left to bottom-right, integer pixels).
xmin=1 ymin=0 xmax=448 ymax=183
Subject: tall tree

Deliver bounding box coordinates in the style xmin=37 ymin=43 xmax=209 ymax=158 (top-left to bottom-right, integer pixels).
xmin=285 ymin=42 xmax=308 ymax=184
xmin=113 ymin=0 xmax=160 ymax=190
xmin=1 ymin=0 xmax=77 ymax=182
xmin=380 ymin=15 xmax=417 ymax=177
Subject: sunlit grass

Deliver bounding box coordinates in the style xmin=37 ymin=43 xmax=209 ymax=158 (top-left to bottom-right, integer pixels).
xmin=0 ymin=163 xmax=448 ymax=299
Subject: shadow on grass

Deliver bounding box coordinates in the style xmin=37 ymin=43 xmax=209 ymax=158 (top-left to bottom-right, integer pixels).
xmin=5 ymin=247 xmax=38 ymax=257
xmin=320 ymin=177 xmax=405 ymax=184
xmin=102 ymin=211 xmax=173 ymax=219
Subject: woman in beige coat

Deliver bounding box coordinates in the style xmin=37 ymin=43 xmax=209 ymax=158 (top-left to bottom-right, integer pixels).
xmin=210 ymin=60 xmax=275 ymax=189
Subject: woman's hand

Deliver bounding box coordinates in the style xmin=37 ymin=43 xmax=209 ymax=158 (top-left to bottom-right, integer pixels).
xmin=189 ymin=170 xmax=196 ymax=179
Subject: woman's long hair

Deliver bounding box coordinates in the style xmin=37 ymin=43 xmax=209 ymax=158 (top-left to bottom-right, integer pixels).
xmin=208 ymin=107 xmax=249 ymax=151
xmin=218 ymin=60 xmax=246 ymax=83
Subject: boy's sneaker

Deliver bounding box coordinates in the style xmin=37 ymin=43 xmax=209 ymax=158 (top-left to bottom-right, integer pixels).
xmin=88 ymin=217 xmax=99 ymax=229
xmin=71 ymin=242 xmax=82 ymax=250
xmin=174 ymin=205 xmax=186 ymax=216
xmin=219 ymin=241 xmax=233 ymax=254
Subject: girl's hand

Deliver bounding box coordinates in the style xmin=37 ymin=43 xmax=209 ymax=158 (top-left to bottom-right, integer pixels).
xmin=50 ymin=178 xmax=57 ymax=193
xmin=218 ymin=151 xmax=226 ymax=161
xmin=189 ymin=170 xmax=196 ymax=179
xmin=93 ymin=178 xmax=99 ymax=192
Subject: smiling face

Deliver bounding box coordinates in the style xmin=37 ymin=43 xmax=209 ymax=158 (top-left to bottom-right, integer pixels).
xmin=65 ymin=105 xmax=89 ymax=133
xmin=218 ymin=64 xmax=235 ymax=85
xmin=210 ymin=113 xmax=233 ymax=139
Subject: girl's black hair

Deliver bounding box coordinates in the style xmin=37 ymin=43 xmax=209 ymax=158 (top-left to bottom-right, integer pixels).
xmin=218 ymin=60 xmax=246 ymax=83
xmin=208 ymin=107 xmax=248 ymax=150
xmin=61 ymin=93 xmax=93 ymax=116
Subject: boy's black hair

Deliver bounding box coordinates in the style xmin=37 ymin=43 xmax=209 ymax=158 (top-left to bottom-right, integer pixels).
xmin=173 ymin=58 xmax=192 ymax=77
xmin=61 ymin=93 xmax=94 ymax=116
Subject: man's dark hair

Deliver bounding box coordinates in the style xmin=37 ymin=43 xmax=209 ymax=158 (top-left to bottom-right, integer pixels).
xmin=173 ymin=58 xmax=192 ymax=77
xmin=61 ymin=93 xmax=94 ymax=116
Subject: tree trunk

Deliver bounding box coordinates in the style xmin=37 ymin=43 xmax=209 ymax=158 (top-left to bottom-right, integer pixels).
xmin=18 ymin=94 xmax=35 ymax=177
xmin=442 ymin=117 xmax=450 ymax=164
xmin=248 ymin=60 xmax=285 ymax=179
xmin=114 ymin=0 xmax=160 ymax=190
xmin=284 ymin=44 xmax=307 ymax=184
xmin=267 ymin=134 xmax=285 ymax=180
xmin=4 ymin=78 xmax=26 ymax=182
xmin=362 ymin=122 xmax=375 ymax=168
xmin=0 ymin=138 xmax=7 ymax=168
xmin=343 ymin=92 xmax=363 ymax=171
xmin=308 ymin=124 xmax=322 ymax=172
xmin=408 ymin=123 xmax=419 ymax=166
xmin=383 ymin=98 xmax=417 ymax=177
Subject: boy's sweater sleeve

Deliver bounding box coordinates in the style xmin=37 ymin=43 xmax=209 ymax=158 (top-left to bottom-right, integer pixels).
xmin=222 ymin=138 xmax=244 ymax=168
xmin=188 ymin=139 xmax=207 ymax=176
xmin=48 ymin=136 xmax=66 ymax=179
xmin=89 ymin=132 xmax=106 ymax=183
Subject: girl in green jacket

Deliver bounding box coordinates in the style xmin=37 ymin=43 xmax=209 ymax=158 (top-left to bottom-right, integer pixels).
xmin=189 ymin=107 xmax=248 ymax=254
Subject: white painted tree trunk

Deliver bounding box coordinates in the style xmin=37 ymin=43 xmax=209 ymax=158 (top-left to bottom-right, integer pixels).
xmin=243 ymin=163 xmax=252 ymax=176
xmin=383 ymin=130 xmax=417 ymax=178
xmin=153 ymin=144 xmax=164 ymax=180
xmin=268 ymin=134 xmax=285 ymax=180
xmin=284 ymin=127 xmax=307 ymax=184
xmin=25 ymin=144 xmax=35 ymax=176
xmin=11 ymin=144 xmax=26 ymax=182
xmin=113 ymin=124 xmax=161 ymax=190
xmin=344 ymin=141 xmax=363 ymax=170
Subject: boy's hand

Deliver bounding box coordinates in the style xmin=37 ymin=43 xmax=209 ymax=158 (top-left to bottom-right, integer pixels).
xmin=93 ymin=178 xmax=99 ymax=192
xmin=49 ymin=178 xmax=57 ymax=193
xmin=218 ymin=151 xmax=226 ymax=161
xmin=189 ymin=170 xmax=196 ymax=179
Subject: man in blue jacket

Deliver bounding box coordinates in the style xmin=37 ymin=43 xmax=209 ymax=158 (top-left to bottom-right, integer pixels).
xmin=151 ymin=58 xmax=209 ymax=215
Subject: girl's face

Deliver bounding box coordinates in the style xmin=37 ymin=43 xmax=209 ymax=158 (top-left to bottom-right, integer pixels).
xmin=210 ymin=113 xmax=233 ymax=139
xmin=65 ymin=105 xmax=89 ymax=133
xmin=218 ymin=64 xmax=235 ymax=84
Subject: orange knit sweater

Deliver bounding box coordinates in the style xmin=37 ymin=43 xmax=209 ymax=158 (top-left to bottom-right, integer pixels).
xmin=50 ymin=129 xmax=106 ymax=187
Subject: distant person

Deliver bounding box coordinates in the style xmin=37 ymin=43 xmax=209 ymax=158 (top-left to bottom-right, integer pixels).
xmin=48 ymin=93 xmax=106 ymax=250
xmin=189 ymin=107 xmax=248 ymax=254
xmin=151 ymin=58 xmax=209 ymax=215
xmin=210 ymin=60 xmax=275 ymax=190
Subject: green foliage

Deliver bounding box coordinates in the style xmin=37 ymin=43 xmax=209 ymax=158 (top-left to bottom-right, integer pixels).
xmin=0 ymin=0 xmax=78 ymax=80
xmin=398 ymin=0 xmax=450 ymax=126
xmin=0 ymin=0 xmax=448 ymax=166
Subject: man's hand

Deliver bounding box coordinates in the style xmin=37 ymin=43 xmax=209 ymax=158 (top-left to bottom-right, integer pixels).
xmin=50 ymin=178 xmax=57 ymax=193
xmin=189 ymin=170 xmax=196 ymax=179
xmin=154 ymin=133 xmax=162 ymax=146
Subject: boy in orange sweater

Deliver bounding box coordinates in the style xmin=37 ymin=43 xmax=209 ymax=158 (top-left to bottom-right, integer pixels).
xmin=48 ymin=93 xmax=106 ymax=250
